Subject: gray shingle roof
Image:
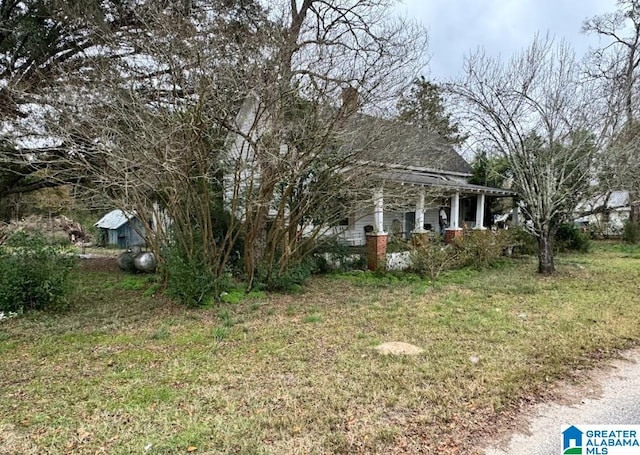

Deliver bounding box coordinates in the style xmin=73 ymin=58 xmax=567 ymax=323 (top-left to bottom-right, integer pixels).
xmin=576 ymin=190 xmax=630 ymax=213
xmin=338 ymin=115 xmax=472 ymax=175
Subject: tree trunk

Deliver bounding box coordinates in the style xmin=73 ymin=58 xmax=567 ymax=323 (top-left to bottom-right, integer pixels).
xmin=630 ymin=191 xmax=640 ymax=222
xmin=537 ymin=229 xmax=555 ymax=274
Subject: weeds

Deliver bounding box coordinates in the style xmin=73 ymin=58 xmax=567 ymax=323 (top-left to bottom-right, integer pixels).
xmin=1 ymin=243 xmax=639 ymax=454
xmin=118 ymin=276 xmax=147 ymax=291
xmin=0 ymin=232 xmax=77 ymax=313
xmin=303 ymin=313 xmax=322 ymax=323
xmin=212 ymin=326 xmax=229 ymax=340
xmin=150 ymin=326 xmax=170 ymax=340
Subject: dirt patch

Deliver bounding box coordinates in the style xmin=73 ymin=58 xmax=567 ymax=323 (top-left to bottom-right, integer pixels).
xmin=374 ymin=341 xmax=425 ymax=355
xmin=79 ymin=256 xmax=121 ymax=273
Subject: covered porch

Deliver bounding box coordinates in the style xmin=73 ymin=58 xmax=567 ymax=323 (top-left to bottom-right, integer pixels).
xmin=361 ymin=173 xmax=518 ymax=269
xmin=336 ymin=178 xmax=517 ymax=244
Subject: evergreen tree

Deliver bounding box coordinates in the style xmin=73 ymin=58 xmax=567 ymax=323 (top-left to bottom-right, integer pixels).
xmin=397 ymin=76 xmax=467 ymax=146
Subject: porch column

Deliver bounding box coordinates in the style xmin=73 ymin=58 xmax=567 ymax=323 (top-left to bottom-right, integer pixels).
xmin=450 ymin=192 xmax=460 ymax=229
xmin=512 ymin=200 xmax=519 ymax=227
xmin=367 ymin=188 xmax=388 ymax=270
xmin=445 ymin=192 xmax=463 ymax=244
xmin=474 ymin=193 xmax=486 ymax=230
xmin=373 ymin=188 xmax=384 ymax=234
xmin=413 ymin=190 xmax=426 ymax=233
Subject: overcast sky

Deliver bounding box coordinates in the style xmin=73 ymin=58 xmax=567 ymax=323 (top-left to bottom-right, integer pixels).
xmin=397 ymin=0 xmax=617 ymax=80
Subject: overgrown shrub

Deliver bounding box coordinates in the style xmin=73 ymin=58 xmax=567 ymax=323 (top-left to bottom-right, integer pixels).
xmin=455 ymin=230 xmax=505 ymax=268
xmin=409 ymin=241 xmax=464 ymax=280
xmin=256 ymin=256 xmax=317 ymax=292
xmin=555 ymin=223 xmax=590 ymax=253
xmin=622 ymin=220 xmax=640 ymax=244
xmin=0 ymin=232 xmax=77 ymax=313
xmin=162 ymin=242 xmax=231 ymax=307
xmin=387 ymin=236 xmax=411 ymax=253
xmin=410 ymin=230 xmax=518 ymax=279
xmin=505 ymin=227 xmax=538 ymax=255
xmin=312 ymin=238 xmax=365 ymax=273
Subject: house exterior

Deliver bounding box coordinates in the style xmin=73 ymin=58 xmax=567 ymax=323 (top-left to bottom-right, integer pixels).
xmin=94 ymin=210 xmax=146 ymax=249
xmin=225 ymin=95 xmax=518 ymax=269
xmin=328 ymin=164 xmax=517 ymax=247
xmin=574 ymin=190 xmax=632 ymax=236
xmin=321 ymin=116 xmax=517 ymax=250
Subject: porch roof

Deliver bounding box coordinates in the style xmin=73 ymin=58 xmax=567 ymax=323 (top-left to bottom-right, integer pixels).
xmin=378 ymin=170 xmax=517 ymax=197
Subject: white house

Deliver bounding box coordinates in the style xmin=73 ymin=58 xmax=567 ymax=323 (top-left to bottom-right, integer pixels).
xmin=575 ymin=190 xmax=633 ymax=236
xmin=317 ymin=114 xmax=517 ymax=247
xmin=224 ymin=95 xmax=517 ymax=269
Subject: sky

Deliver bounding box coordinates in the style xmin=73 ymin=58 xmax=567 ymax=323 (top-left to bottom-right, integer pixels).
xmin=397 ymin=0 xmax=617 ymax=80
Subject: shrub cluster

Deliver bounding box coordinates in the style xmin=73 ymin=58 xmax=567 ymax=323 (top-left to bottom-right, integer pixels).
xmin=409 ymin=241 xmax=463 ymax=280
xmin=255 ymin=256 xmax=318 ymax=292
xmin=313 ymin=238 xmax=366 ymax=273
xmin=456 ymin=229 xmax=506 ymax=268
xmin=623 ymin=220 xmax=640 ymax=244
xmin=162 ymin=242 xmax=231 ymax=307
xmin=410 ymin=229 xmax=520 ymax=279
xmin=555 ymin=223 xmax=590 ymax=253
xmin=0 ymin=232 xmax=77 ymax=313
xmin=507 ymin=227 xmax=538 ymax=255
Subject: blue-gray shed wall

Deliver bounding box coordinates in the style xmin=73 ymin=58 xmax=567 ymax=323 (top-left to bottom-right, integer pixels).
xmin=102 ymin=219 xmax=145 ymax=248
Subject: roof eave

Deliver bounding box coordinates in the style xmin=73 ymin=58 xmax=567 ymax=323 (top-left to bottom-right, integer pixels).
xmin=359 ymin=160 xmax=473 ymax=178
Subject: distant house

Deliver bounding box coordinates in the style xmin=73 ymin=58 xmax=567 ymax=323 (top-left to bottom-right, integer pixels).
xmin=94 ymin=210 xmax=146 ymax=249
xmin=575 ymin=190 xmax=633 ymax=236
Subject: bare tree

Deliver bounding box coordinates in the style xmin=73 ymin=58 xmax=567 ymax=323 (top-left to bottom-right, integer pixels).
xmin=48 ymin=0 xmax=427 ymax=297
xmin=0 ymin=0 xmax=153 ymax=216
xmin=583 ymin=0 xmax=640 ymax=220
xmin=232 ymin=0 xmax=427 ymax=286
xmin=450 ymin=35 xmax=599 ymax=274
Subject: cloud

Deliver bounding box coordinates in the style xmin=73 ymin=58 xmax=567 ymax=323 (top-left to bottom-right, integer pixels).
xmin=397 ymin=0 xmax=616 ymax=79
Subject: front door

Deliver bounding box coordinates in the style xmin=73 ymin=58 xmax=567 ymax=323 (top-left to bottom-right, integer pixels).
xmin=404 ymin=212 xmax=416 ymax=240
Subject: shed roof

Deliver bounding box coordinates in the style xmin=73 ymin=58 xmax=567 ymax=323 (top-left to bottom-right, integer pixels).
xmin=94 ymin=210 xmax=135 ymax=230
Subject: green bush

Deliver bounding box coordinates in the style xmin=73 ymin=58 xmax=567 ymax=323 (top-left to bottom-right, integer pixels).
xmin=162 ymin=243 xmax=230 ymax=307
xmin=622 ymin=220 xmax=640 ymax=244
xmin=455 ymin=230 xmax=505 ymax=268
xmin=555 ymin=223 xmax=590 ymax=253
xmin=387 ymin=236 xmax=411 ymax=253
xmin=312 ymin=238 xmax=365 ymax=273
xmin=220 ymin=289 xmax=245 ymax=305
xmin=410 ymin=230 xmax=517 ymax=279
xmin=506 ymin=227 xmax=538 ymax=255
xmin=256 ymin=256 xmax=317 ymax=292
xmin=0 ymin=232 xmax=77 ymax=313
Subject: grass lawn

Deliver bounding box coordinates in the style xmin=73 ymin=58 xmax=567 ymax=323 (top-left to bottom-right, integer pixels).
xmin=1 ymin=243 xmax=639 ymax=454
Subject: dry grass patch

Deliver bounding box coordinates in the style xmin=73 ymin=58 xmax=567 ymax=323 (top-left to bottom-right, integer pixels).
xmin=1 ymin=244 xmax=639 ymax=454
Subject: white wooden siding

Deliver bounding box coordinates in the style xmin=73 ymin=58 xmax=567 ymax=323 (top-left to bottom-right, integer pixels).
xmin=332 ymin=206 xmax=442 ymax=246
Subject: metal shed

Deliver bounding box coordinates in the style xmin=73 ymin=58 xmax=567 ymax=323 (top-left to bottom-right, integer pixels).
xmin=94 ymin=210 xmax=145 ymax=249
